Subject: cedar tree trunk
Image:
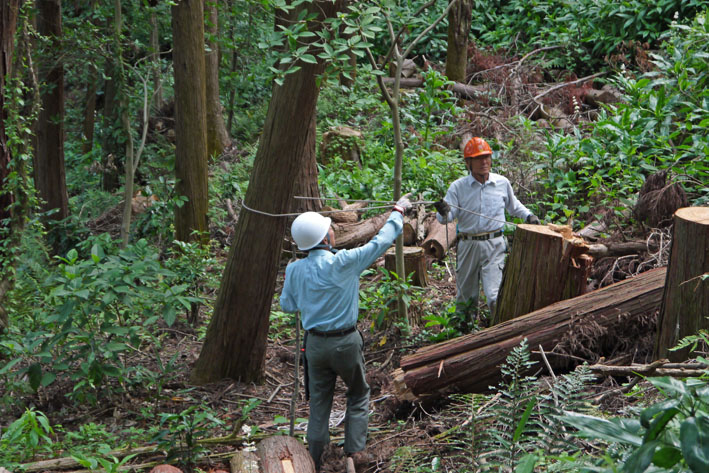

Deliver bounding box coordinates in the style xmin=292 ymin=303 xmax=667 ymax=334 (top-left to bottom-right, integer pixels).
xmin=172 ymin=0 xmax=209 ymax=242
xmin=191 ymin=0 xmax=344 ymax=384
xmin=35 ymin=0 xmax=69 ymax=221
xmin=444 ymin=0 xmax=472 ymax=82
xmin=205 ymin=0 xmax=230 ymax=159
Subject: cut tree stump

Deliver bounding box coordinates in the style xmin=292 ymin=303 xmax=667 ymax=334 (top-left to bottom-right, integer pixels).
xmin=494 ymin=223 xmax=592 ymax=325
xmin=393 ymin=267 xmax=665 ymax=400
xmin=385 ymin=246 xmax=428 ymax=287
xmin=231 ymin=436 xmax=314 ymax=473
xmin=655 ymin=207 xmax=709 ymax=361
xmin=422 ymin=219 xmax=456 ymax=260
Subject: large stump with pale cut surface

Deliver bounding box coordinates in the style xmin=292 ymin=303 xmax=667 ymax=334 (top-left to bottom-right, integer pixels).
xmin=421 ymin=218 xmax=456 ymax=260
xmin=655 ymin=207 xmax=709 ymax=361
xmin=494 ymin=223 xmax=592 ymax=325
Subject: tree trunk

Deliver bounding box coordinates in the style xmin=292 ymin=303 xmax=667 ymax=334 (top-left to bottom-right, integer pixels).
xmin=444 ymin=0 xmax=472 ymax=82
xmin=291 ymin=114 xmax=320 ymax=213
xmin=204 ymin=0 xmax=230 ymax=159
xmin=101 ymin=63 xmax=122 ymax=192
xmin=172 ymin=0 xmax=209 ymax=243
xmin=149 ymin=8 xmax=163 ymax=110
xmin=421 ymin=219 xmax=456 ymax=260
xmin=35 ymin=0 xmax=69 ymax=221
xmin=1 ymin=0 xmax=21 ymax=331
xmin=655 ymin=207 xmax=709 ymax=361
xmin=394 ymin=267 xmax=666 ymax=399
xmin=191 ymin=0 xmax=345 ymax=384
xmin=494 ymin=224 xmax=592 ymax=325
xmin=385 ymin=246 xmax=428 ymax=287
xmin=81 ymin=65 xmax=97 ymax=155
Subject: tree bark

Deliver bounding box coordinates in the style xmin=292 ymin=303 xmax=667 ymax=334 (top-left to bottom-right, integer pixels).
xmin=101 ymin=62 xmax=122 ymax=192
xmin=191 ymin=0 xmax=345 ymax=384
xmin=257 ymin=436 xmax=315 ymax=473
xmin=444 ymin=0 xmax=472 ymax=82
xmin=81 ymin=65 xmax=97 ymax=155
xmin=35 ymin=0 xmax=69 ymax=221
xmin=204 ymin=0 xmax=230 ymax=159
xmin=291 ymin=115 xmax=320 ymax=213
xmin=494 ymin=224 xmax=591 ymax=325
xmin=1 ymin=0 xmax=21 ymax=331
xmin=172 ymin=0 xmax=209 ymax=243
xmin=394 ymin=267 xmax=666 ymax=399
xmin=655 ymin=207 xmax=709 ymax=361
xmin=421 ymin=219 xmax=456 ymax=260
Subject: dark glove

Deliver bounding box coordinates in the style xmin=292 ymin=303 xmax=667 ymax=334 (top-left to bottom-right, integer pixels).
xmin=526 ymin=214 xmax=541 ymax=225
xmin=434 ymin=200 xmax=450 ymax=216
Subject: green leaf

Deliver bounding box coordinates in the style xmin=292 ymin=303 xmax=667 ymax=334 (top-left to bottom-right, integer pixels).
xmin=163 ymin=306 xmax=176 ymax=327
xmin=28 ymin=363 xmax=42 ymax=391
xmin=515 ymin=453 xmax=538 ymax=473
xmin=681 ymin=416 xmax=709 ymax=473
xmin=623 ymin=439 xmax=658 ymax=472
xmin=513 ymin=398 xmax=536 ymax=442
xmin=652 ymin=446 xmax=682 ymax=468
xmin=559 ymin=411 xmax=643 ymax=446
xmin=300 ymin=54 xmax=317 ymax=64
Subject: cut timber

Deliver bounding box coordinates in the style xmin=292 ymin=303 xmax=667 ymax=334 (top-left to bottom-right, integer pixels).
xmin=402 ymin=217 xmax=418 ymax=245
xmin=385 ymin=246 xmax=428 ymax=287
xmin=325 ymin=201 xmax=367 ymax=224
xmin=422 ymin=219 xmax=456 ymax=260
xmin=394 ymin=268 xmax=665 ymax=399
xmin=231 ymin=450 xmax=260 ymax=472
xmin=256 ymin=436 xmax=315 ymax=473
xmin=494 ymin=223 xmax=592 ymax=325
xmin=655 ymin=207 xmax=709 ymax=361
xmin=587 ymin=240 xmax=658 ymax=258
xmin=333 ymin=212 xmax=389 ymax=249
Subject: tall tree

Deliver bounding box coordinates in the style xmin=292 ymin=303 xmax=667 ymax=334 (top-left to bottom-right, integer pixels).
xmin=1 ymin=0 xmax=21 ymax=330
xmin=172 ymin=0 xmax=209 ymax=242
xmin=191 ymin=0 xmax=344 ymax=384
xmin=35 ymin=0 xmax=69 ymax=221
xmin=445 ymin=0 xmax=472 ymax=82
xmin=204 ymin=0 xmax=230 ymax=159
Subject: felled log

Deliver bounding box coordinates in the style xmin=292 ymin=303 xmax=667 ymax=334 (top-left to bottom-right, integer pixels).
xmin=402 ymin=217 xmax=418 ymax=245
xmin=494 ymin=223 xmax=592 ymax=325
xmin=332 ymin=212 xmax=390 ymax=249
xmin=231 ymin=436 xmax=315 ymax=473
xmin=589 ymin=360 xmax=708 ymax=378
xmin=381 ymin=77 xmax=488 ymax=100
xmin=325 ymin=201 xmax=368 ymax=224
xmin=385 ymin=246 xmax=428 ymax=287
xmin=655 ymin=207 xmax=709 ymax=361
xmin=393 ymin=267 xmax=666 ymax=400
xmin=421 ymin=219 xmax=456 ymax=260
xmin=587 ymin=240 xmax=658 ymax=258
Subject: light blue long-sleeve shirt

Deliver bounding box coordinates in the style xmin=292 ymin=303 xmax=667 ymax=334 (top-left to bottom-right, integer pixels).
xmin=436 ymin=172 xmax=531 ymax=233
xmin=280 ymin=212 xmax=403 ymax=331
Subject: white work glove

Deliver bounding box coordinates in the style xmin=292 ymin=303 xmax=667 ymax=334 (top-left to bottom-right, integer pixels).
xmin=393 ymin=193 xmax=412 ymax=214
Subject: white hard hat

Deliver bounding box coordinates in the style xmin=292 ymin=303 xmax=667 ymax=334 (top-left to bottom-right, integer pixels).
xmin=291 ymin=212 xmax=332 ymax=250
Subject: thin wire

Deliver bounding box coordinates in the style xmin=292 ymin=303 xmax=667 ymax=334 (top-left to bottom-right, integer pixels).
xmin=243 ymin=197 xmax=519 ymax=227
xmin=294 ymin=196 xmax=397 ymax=204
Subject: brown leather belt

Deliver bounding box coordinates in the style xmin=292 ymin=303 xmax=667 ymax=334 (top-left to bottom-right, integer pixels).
xmin=458 ymin=230 xmax=504 ymax=241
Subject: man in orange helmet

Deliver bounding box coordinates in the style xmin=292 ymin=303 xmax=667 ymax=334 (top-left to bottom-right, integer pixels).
xmin=434 ymin=137 xmax=539 ymax=324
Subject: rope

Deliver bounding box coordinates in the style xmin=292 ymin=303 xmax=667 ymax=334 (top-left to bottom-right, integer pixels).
xmin=242 ymin=197 xmax=519 ymax=228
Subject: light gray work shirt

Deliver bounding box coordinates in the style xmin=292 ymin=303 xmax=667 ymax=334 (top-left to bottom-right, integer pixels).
xmin=437 ymin=172 xmax=531 ymax=234
xmin=280 ymin=212 xmax=403 ymax=331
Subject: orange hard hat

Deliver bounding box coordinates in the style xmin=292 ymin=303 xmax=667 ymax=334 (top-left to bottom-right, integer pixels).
xmin=463 ymin=137 xmax=492 ymax=158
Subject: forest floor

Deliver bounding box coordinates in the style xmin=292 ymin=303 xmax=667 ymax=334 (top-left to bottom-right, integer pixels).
xmin=6 ymin=232 xmax=666 ymax=473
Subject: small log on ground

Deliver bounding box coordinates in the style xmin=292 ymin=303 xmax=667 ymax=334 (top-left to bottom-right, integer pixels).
xmin=332 ymin=212 xmax=390 ymax=249
xmin=393 ymin=267 xmax=666 ymax=400
xmin=422 ymin=219 xmax=456 ymax=260
xmin=231 ymin=450 xmax=260 ymax=473
xmin=381 ymin=77 xmax=488 ymax=100
xmin=385 ymin=246 xmax=428 ymax=287
xmin=655 ymin=207 xmax=709 ymax=361
xmin=325 ymin=201 xmax=368 ymax=224
xmin=587 ymin=240 xmax=658 ymax=258
xmin=589 ymin=360 xmax=709 ymax=378
xmin=255 ymin=436 xmax=315 ymax=473
xmin=494 ymin=223 xmax=592 ymax=325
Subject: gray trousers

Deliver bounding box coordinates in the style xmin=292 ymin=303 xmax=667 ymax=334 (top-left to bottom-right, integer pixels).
xmin=306 ymin=330 xmax=369 ymax=467
xmin=456 ymin=236 xmax=507 ymax=311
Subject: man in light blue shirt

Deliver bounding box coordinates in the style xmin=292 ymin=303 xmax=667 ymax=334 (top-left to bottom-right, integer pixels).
xmin=434 ymin=137 xmax=539 ymax=323
xmin=281 ymin=194 xmax=411 ymax=471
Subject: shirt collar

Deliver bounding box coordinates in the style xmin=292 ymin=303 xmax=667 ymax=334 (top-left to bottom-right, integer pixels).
xmin=466 ymin=172 xmax=501 ymax=187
